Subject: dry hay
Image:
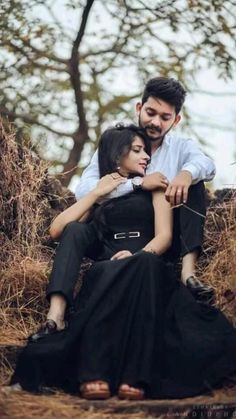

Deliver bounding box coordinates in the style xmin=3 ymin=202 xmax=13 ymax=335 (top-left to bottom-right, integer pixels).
xmin=198 ymin=190 xmax=236 ymax=324
xmin=0 ymin=119 xmax=75 ymax=346
xmin=0 ymin=389 xmax=149 ymax=419
xmin=0 ymin=386 xmax=235 ymax=419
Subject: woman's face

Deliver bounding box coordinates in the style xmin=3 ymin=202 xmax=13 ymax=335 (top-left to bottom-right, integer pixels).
xmin=119 ymin=136 xmax=150 ymax=177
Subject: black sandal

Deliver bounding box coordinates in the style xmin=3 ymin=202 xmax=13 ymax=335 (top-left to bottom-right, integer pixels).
xmin=28 ymin=319 xmax=68 ymax=342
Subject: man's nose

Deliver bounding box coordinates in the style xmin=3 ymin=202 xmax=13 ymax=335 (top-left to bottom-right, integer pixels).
xmin=151 ymin=115 xmax=161 ymax=126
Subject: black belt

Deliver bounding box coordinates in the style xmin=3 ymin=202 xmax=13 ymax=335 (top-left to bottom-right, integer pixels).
xmin=113 ymin=231 xmax=140 ymax=240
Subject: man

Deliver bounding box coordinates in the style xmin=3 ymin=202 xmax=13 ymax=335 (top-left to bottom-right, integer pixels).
xmin=76 ymin=77 xmax=215 ymax=299
xmin=31 ymin=77 xmax=215 ymax=342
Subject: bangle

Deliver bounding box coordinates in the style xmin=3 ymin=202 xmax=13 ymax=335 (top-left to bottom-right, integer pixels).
xmin=143 ymin=248 xmax=157 ymax=255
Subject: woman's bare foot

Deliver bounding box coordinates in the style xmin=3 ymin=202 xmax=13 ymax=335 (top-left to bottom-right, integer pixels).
xmin=118 ymin=383 xmax=144 ymax=400
xmin=80 ymin=380 xmax=111 ymax=399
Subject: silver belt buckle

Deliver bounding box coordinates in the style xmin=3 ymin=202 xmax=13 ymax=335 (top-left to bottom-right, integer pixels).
xmin=129 ymin=231 xmax=140 ymax=238
xmin=114 ymin=232 xmax=126 ymax=239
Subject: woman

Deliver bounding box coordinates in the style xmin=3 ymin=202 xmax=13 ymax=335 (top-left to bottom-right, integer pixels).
xmin=11 ymin=125 xmax=236 ymax=400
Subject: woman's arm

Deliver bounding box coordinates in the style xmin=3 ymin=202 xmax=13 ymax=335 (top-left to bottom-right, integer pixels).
xmin=111 ymin=191 xmax=173 ymax=261
xmin=142 ymin=190 xmax=173 ymax=255
xmin=50 ymin=174 xmax=126 ymax=240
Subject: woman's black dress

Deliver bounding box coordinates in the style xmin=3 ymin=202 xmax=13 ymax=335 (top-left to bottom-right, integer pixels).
xmin=12 ymin=192 xmax=236 ymax=398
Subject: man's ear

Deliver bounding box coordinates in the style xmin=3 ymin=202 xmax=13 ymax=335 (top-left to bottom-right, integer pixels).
xmin=135 ymin=101 xmax=142 ymax=114
xmin=173 ymin=114 xmax=181 ymax=127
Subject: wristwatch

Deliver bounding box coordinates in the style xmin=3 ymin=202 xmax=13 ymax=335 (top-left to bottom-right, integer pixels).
xmin=131 ymin=176 xmax=144 ymax=191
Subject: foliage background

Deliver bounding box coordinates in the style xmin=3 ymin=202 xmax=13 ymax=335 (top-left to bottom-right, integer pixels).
xmin=0 ymin=0 xmax=236 ymax=189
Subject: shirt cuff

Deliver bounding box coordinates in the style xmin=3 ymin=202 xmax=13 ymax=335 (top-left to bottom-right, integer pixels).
xmin=109 ymin=179 xmax=133 ymax=198
xmin=181 ymin=164 xmax=199 ymax=183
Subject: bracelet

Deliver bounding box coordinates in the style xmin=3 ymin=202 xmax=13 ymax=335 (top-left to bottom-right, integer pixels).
xmin=143 ymin=248 xmax=157 ymax=255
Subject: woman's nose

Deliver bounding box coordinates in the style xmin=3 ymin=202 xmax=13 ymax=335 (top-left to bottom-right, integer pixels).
xmin=143 ymin=151 xmax=150 ymax=160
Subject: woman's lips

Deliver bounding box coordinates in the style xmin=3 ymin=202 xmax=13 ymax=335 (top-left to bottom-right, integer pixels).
xmin=139 ymin=163 xmax=147 ymax=169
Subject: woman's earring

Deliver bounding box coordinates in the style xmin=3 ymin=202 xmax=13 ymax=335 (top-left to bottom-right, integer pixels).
xmin=117 ymin=165 xmax=121 ymax=170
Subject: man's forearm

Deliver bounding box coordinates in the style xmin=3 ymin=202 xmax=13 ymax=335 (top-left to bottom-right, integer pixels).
xmin=75 ymin=178 xmax=98 ymax=200
xmin=182 ymin=158 xmax=216 ymax=184
xmin=181 ymin=139 xmax=216 ymax=184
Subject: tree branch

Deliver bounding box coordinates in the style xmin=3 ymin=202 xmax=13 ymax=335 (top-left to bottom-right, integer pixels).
xmin=72 ymin=0 xmax=95 ymax=52
xmin=44 ymin=3 xmax=74 ymax=42
xmin=61 ymin=0 xmax=95 ymax=186
xmin=7 ymin=40 xmax=68 ymax=73
xmin=69 ymin=0 xmax=95 ymax=126
xmin=8 ymin=27 xmax=68 ymax=65
xmin=0 ymin=107 xmax=73 ymax=137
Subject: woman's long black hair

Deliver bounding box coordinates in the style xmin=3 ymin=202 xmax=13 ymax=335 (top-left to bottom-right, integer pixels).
xmin=98 ymin=124 xmax=151 ymax=178
xmin=89 ymin=124 xmax=151 ymax=237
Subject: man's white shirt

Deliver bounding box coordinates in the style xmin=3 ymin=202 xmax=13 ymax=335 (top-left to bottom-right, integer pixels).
xmin=75 ymin=134 xmax=216 ymax=200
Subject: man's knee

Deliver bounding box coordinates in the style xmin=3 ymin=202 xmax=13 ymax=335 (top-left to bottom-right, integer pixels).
xmin=187 ymin=181 xmax=206 ymax=205
xmin=63 ymin=221 xmax=85 ymax=235
xmin=61 ymin=221 xmax=96 ymax=243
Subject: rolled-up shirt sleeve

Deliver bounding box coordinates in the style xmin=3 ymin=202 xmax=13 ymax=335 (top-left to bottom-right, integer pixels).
xmin=75 ymin=151 xmax=100 ymax=200
xmin=180 ymin=139 xmax=216 ymax=183
xmin=75 ymin=150 xmax=133 ymax=200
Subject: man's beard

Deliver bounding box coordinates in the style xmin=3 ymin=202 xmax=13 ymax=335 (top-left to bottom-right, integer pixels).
xmin=138 ymin=115 xmax=174 ymax=144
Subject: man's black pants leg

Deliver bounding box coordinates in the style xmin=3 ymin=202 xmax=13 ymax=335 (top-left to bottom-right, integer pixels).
xmin=165 ymin=181 xmax=206 ymax=262
xmin=46 ymin=221 xmax=98 ymax=306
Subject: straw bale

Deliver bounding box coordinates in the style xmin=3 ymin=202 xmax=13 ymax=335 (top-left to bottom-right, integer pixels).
xmin=0 ymin=118 xmax=75 ymax=352
xmin=198 ymin=191 xmax=236 ymax=324
xmin=0 ymin=386 xmax=235 ymax=419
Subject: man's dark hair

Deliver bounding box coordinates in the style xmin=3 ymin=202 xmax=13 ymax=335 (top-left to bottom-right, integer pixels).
xmin=141 ymin=77 xmax=186 ymax=114
xmin=98 ymin=124 xmax=151 ymax=178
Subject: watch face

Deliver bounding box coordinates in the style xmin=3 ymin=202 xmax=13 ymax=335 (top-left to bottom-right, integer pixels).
xmin=132 ymin=177 xmax=143 ymax=188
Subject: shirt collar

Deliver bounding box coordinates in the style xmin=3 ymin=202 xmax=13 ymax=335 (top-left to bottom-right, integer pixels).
xmin=163 ymin=134 xmax=171 ymax=146
xmin=152 ymin=134 xmax=171 ymax=156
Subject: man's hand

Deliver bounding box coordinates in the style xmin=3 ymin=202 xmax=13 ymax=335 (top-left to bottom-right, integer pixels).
xmin=94 ymin=173 xmax=126 ymax=198
xmin=165 ymin=170 xmax=192 ymax=206
xmin=142 ymin=172 xmax=169 ymax=191
xmin=111 ymin=250 xmax=133 ymax=260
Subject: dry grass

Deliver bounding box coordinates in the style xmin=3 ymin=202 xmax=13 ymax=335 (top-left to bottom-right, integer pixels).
xmin=0 ymin=118 xmax=75 ymax=369
xmin=0 ymin=119 xmax=92 ymax=391
xmin=199 ymin=194 xmax=236 ymax=324
xmin=0 ymin=386 xmax=235 ymax=419
xmin=0 ymin=389 xmax=148 ymax=419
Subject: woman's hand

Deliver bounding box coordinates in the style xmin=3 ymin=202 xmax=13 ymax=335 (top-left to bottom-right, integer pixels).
xmin=111 ymin=250 xmax=133 ymax=260
xmin=142 ymin=172 xmax=169 ymax=191
xmin=94 ymin=173 xmax=127 ymax=198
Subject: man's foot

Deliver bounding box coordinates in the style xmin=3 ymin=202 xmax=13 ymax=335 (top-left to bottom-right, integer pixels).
xmin=186 ymin=276 xmax=214 ymax=304
xmin=80 ymin=381 xmax=111 ymax=400
xmin=28 ymin=319 xmax=68 ymax=342
xmin=118 ymin=384 xmax=144 ymax=400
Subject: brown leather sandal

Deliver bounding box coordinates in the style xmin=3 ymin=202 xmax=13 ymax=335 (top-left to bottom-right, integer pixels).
xmin=118 ymin=384 xmax=144 ymax=400
xmin=80 ymin=380 xmax=111 ymax=400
